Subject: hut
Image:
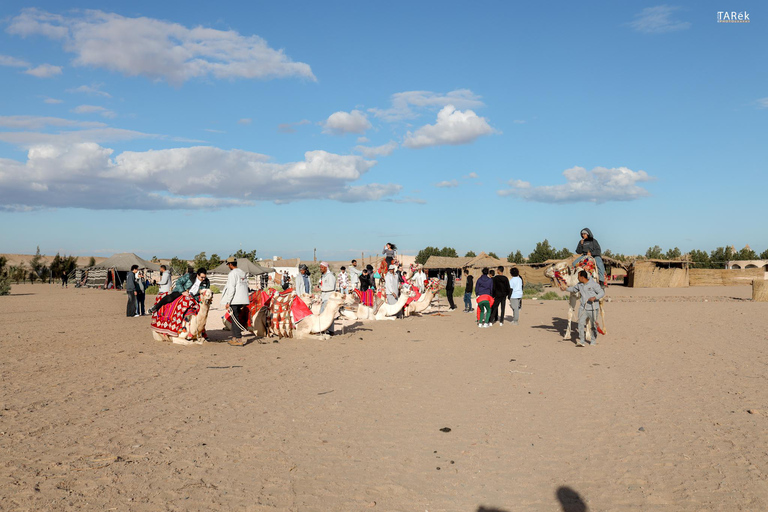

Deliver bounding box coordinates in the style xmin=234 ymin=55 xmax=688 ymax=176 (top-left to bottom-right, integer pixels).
xmin=208 ymin=258 xmax=275 ymax=289
xmin=422 ymin=256 xmax=472 ymax=281
xmin=626 ymin=259 xmax=690 ymax=288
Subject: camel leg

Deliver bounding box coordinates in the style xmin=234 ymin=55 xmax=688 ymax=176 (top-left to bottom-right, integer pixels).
xmin=564 ymin=295 xmax=576 ymax=340
xmin=152 ymin=331 xmax=170 ymax=342
xmin=599 ymin=299 xmax=607 ymax=335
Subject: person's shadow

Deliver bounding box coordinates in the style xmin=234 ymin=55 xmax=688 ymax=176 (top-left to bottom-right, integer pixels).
xmin=556 ymin=486 xmax=587 ymax=512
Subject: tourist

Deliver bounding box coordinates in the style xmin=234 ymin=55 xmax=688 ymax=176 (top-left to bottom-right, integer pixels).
xmin=348 ymin=259 xmax=361 ymax=290
xmin=149 ymin=268 xmax=210 ymax=314
xmin=136 ymin=271 xmax=146 ymax=316
xmin=221 ymin=258 xmax=249 ymax=346
xmin=360 ymin=268 xmax=371 ymax=292
xmin=385 ymin=264 xmax=402 ymax=318
xmin=126 ymin=264 xmax=139 ymax=317
xmin=475 ymin=267 xmax=492 ymax=298
xmin=338 ymin=266 xmax=350 ymax=296
xmin=158 ymin=265 xmax=171 ymax=294
xmin=318 ymin=262 xmax=336 ymax=314
xmin=296 ymin=264 xmax=311 ymax=296
xmin=382 ymin=243 xmax=397 ymax=267
xmin=463 ymin=269 xmax=474 ymax=312
xmin=61 ymin=270 xmax=68 ymax=288
xmin=574 ymin=228 xmax=606 ymax=286
xmin=509 ymin=267 xmax=524 ymax=325
xmin=560 ymin=270 xmax=605 ymax=347
xmin=414 ymin=266 xmax=426 ymax=294
xmin=490 ymin=266 xmax=510 ymax=326
xmin=445 ymin=269 xmax=457 ymax=310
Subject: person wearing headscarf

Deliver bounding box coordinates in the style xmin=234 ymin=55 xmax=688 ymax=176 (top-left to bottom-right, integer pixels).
xmin=574 ymin=228 xmax=606 ymax=285
xmin=296 ymin=264 xmax=311 ymax=296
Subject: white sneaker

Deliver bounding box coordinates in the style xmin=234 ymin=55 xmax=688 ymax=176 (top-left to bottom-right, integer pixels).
xmin=134 ymin=314 xmax=140 ymax=317
xmin=499 ymin=322 xmax=504 ymax=326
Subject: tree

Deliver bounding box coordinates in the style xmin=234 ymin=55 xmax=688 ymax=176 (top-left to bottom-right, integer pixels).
xmin=11 ymin=263 xmax=26 ymax=283
xmin=507 ymin=250 xmax=524 ymax=264
xmin=645 ymin=245 xmax=664 ymax=259
xmin=415 ymin=246 xmax=458 ymax=265
xmin=761 ymin=249 xmax=768 ymax=259
xmin=528 ymin=239 xmax=557 ymax=264
xmin=0 ymin=256 xmax=10 ymax=295
xmin=689 ymin=249 xmax=711 ymax=269
xmin=487 ymin=251 xmax=499 ymax=259
xmin=603 ymin=249 xmax=628 ymax=262
xmin=208 ymin=253 xmax=223 ymax=270
xmin=231 ymin=249 xmax=257 ymax=262
xmin=465 ymin=250 xmax=476 ymax=258
xmin=50 ymin=253 xmax=63 ymax=281
xmin=440 ymin=246 xmax=458 ymax=258
xmin=555 ymin=247 xmax=572 ymax=260
xmin=88 ymin=256 xmax=96 ymax=267
xmin=709 ymin=246 xmax=734 ymax=269
xmin=193 ymin=251 xmax=209 ymax=270
xmin=29 ymin=270 xmax=38 ymax=284
xmin=151 ymin=255 xmax=160 ymax=263
xmin=665 ymin=247 xmax=681 ymax=260
xmin=735 ymin=245 xmax=758 ymax=260
xmin=30 ymin=246 xmax=45 ymax=278
xmin=170 ymin=256 xmax=189 ymax=275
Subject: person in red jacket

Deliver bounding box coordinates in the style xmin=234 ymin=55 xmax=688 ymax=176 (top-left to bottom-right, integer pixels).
xmin=476 ymin=294 xmax=494 ymax=328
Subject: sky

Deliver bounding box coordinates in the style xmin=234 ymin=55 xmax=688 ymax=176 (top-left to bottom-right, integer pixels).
xmin=1 ymin=1 xmax=766 ymax=261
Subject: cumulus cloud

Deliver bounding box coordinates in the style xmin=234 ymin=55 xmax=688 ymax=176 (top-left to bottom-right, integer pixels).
xmin=0 ymin=54 xmax=30 ymax=67
xmin=71 ymin=105 xmax=117 ymax=118
xmin=370 ymin=89 xmax=484 ymax=122
xmin=498 ymin=166 xmax=654 ymax=204
xmin=403 ymin=105 xmax=495 ymax=149
xmin=323 ymin=110 xmax=371 ymax=135
xmin=465 ymin=172 xmax=479 ymax=179
xmin=435 ymin=180 xmax=458 ymax=188
xmin=24 ymin=63 xmax=63 ymax=78
xmin=629 ymin=6 xmax=691 ymax=34
xmin=353 ymin=140 xmax=398 ymax=158
xmin=7 ymin=8 xmax=315 ymax=86
xmin=0 ymin=143 xmax=402 ymax=210
xmin=67 ymin=83 xmax=111 ymax=97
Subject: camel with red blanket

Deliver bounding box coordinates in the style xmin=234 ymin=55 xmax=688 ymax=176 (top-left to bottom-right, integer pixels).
xmin=354 ymin=288 xmax=411 ymax=321
xmin=545 ymin=257 xmax=606 ymax=342
xmin=150 ymin=288 xmax=213 ymax=345
xmin=405 ymin=277 xmax=441 ymax=316
xmin=222 ymin=289 xmax=275 ymax=338
xmin=247 ymin=291 xmax=347 ymax=340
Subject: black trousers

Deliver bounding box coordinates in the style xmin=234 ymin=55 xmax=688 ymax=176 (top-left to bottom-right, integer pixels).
xmin=490 ymin=295 xmax=507 ymax=323
xmin=126 ymin=291 xmax=137 ymax=317
xmin=446 ymin=288 xmax=456 ymax=309
xmin=230 ymin=304 xmax=244 ymax=338
xmin=154 ymin=291 xmax=182 ymax=311
xmin=136 ymin=292 xmax=146 ymax=315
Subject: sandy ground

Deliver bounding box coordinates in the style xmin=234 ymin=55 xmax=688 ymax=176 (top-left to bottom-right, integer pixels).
xmin=1 ymin=283 xmax=767 ymax=511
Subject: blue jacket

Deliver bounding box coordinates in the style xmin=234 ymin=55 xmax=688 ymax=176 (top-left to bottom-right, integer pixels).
xmin=475 ymin=275 xmax=493 ymax=296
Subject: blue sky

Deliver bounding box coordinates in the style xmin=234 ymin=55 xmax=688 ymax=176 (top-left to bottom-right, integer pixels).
xmin=1 ymin=1 xmax=766 ymax=261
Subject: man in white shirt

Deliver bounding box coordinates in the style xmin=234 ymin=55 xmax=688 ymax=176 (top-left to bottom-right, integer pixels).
xmin=158 ymin=265 xmax=171 ymax=294
xmin=317 ymin=262 xmax=336 ymax=314
xmin=385 ymin=265 xmax=403 ymax=319
xmin=221 ymin=257 xmax=250 ymax=346
xmin=347 ymin=259 xmax=361 ymax=290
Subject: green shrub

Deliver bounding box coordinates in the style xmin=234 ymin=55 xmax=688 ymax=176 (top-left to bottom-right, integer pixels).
xmin=210 ymin=285 xmax=221 ymax=294
xmin=0 ymin=274 xmax=10 ymax=296
xmin=538 ymin=291 xmax=567 ymax=301
xmin=438 ymin=285 xmax=465 ymax=297
xmin=145 ymin=285 xmax=159 ymax=295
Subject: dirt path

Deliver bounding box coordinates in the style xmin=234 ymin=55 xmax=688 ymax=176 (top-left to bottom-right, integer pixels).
xmin=1 ymin=284 xmax=767 ymax=511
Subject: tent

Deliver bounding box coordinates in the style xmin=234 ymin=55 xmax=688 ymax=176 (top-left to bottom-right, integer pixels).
xmin=80 ymin=252 xmax=160 ymax=289
xmin=208 ymin=258 xmax=274 ymax=276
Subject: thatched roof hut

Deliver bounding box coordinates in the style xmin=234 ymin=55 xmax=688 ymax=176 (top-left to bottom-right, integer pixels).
xmin=422 ymin=256 xmax=472 ymax=270
xmin=627 ymin=259 xmax=690 ymax=288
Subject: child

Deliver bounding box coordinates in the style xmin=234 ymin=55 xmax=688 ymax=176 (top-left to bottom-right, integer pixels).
xmin=562 ymin=270 xmax=605 ymax=347
xmin=509 ymin=268 xmax=523 ymax=325
xmin=338 ymin=266 xmax=350 ymax=296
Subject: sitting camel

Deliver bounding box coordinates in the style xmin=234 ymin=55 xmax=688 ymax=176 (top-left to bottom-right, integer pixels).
xmin=545 ymin=259 xmax=607 ymax=342
xmin=151 ymin=288 xmax=213 ymax=346
xmin=355 ymin=289 xmax=411 ymax=321
xmin=252 ymin=291 xmax=349 ymax=340
xmin=405 ymin=278 xmax=441 ymax=316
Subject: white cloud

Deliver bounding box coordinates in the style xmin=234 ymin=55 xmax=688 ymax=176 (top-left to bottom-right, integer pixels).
xmin=204 ymin=128 xmax=226 ymax=134
xmin=277 ymin=119 xmax=310 ymax=133
xmin=403 ymin=105 xmax=495 ymax=149
xmin=0 ymin=54 xmax=30 ymax=67
xmin=356 ymin=136 xmax=369 ymax=143
xmin=435 ymin=180 xmax=458 ymax=188
xmin=0 ymin=144 xmax=402 ymax=210
xmin=353 ymin=140 xmax=398 ymax=158
xmin=238 ymin=118 xmax=252 ymax=125
xmin=629 ymin=6 xmax=691 ymax=34
xmin=323 ymin=110 xmax=372 ymax=135
xmin=465 ymin=172 xmax=479 ymax=179
xmin=24 ymin=63 xmax=63 ymax=78
xmin=43 ymin=97 xmax=63 ymax=104
xmin=7 ymin=8 xmax=316 ymax=86
xmin=71 ymin=104 xmax=117 ymax=118
xmin=67 ymin=83 xmax=111 ymax=98
xmin=0 ymin=115 xmax=105 ymax=130
xmin=370 ymin=89 xmax=484 ymax=122
xmin=498 ymin=166 xmax=654 ymax=203
xmin=756 ymin=98 xmax=768 ymax=109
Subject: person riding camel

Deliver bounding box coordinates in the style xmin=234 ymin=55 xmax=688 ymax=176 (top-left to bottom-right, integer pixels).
xmin=574 ymin=228 xmax=606 ymax=286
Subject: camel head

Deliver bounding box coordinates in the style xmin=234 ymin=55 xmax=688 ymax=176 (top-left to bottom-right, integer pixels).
xmin=545 ymin=262 xmax=571 ymax=287
xmin=198 ymin=288 xmax=214 ymax=307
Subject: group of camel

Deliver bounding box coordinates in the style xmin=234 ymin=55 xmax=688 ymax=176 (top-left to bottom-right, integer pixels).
xmin=152 ymin=257 xmax=606 ymax=346
xmin=151 ymin=272 xmax=443 ymax=345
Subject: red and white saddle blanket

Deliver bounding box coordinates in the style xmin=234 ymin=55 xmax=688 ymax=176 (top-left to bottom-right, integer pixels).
xmin=223 ymin=289 xmax=275 ymax=329
xmin=353 ymin=289 xmax=375 ymax=307
xmin=269 ymin=290 xmax=313 ymax=338
xmin=151 ymin=293 xmax=200 ymax=337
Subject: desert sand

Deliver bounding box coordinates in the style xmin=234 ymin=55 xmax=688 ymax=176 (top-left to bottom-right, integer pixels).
xmin=1 ymin=283 xmax=767 ymax=511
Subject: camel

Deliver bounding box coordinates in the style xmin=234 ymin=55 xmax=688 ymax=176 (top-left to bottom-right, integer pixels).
xmin=405 ymin=278 xmax=441 ymax=316
xmin=151 ymin=288 xmax=213 ymax=346
xmin=545 ymin=260 xmax=607 ymax=342
xmin=355 ymin=289 xmax=411 ymax=321
xmin=251 ymin=291 xmax=349 ymax=340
